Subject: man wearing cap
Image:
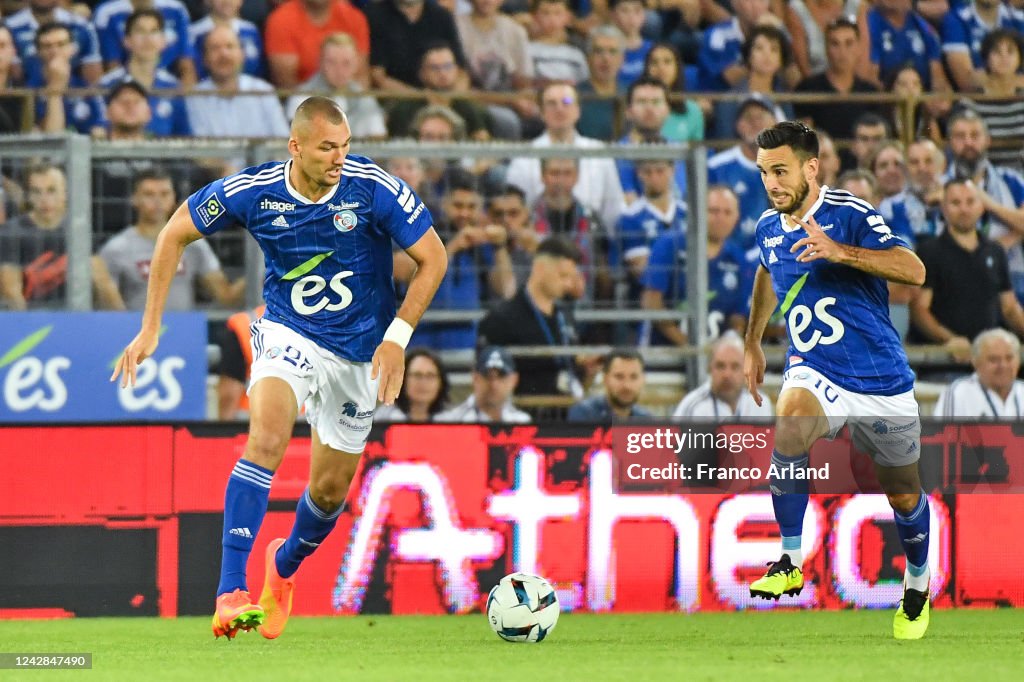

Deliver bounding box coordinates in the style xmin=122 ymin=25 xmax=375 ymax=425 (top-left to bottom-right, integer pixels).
xmin=434 ymin=347 xmax=532 ymax=423
xmin=707 ymin=94 xmax=778 ymax=252
xmin=567 ymin=349 xmax=651 ymax=422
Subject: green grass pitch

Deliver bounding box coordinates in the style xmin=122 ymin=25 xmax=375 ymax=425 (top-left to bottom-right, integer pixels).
xmin=1 ymin=610 xmax=1021 ymax=681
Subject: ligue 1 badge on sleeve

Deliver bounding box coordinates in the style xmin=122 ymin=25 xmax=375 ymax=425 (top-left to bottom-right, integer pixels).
xmin=334 ymin=210 xmax=358 ymax=233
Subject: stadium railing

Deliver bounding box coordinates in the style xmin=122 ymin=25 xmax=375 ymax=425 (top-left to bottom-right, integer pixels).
xmin=0 ymin=131 xmax=996 ymax=416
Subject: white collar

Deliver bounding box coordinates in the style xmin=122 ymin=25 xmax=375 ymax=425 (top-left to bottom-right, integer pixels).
xmin=780 ymin=184 xmax=827 ymax=232
xmin=283 ymin=159 xmax=339 ymax=205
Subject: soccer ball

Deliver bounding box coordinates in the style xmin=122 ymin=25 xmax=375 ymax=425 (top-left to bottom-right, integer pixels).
xmin=485 ymin=572 xmax=559 ymax=643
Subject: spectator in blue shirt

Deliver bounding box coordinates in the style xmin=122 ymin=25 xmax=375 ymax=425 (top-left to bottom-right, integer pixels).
xmin=5 ymin=0 xmax=102 ymax=84
xmin=409 ymin=169 xmax=516 ymax=350
xmin=863 ymin=0 xmax=951 ymax=104
xmin=567 ymin=348 xmax=652 ymax=422
xmin=941 ymin=0 xmax=1024 ymax=92
xmin=92 ymin=0 xmax=197 ymax=87
xmin=697 ymin=0 xmax=772 ymax=91
xmin=880 ymin=138 xmax=946 ymax=247
xmin=616 ymin=158 xmax=687 ymax=308
xmin=616 ymin=77 xmax=687 ymax=203
xmin=713 ymin=24 xmax=793 ymax=141
xmin=640 ymin=185 xmax=751 ymax=346
xmin=708 ymin=93 xmax=777 ymax=252
xmin=610 ymin=0 xmax=651 ymax=89
xmin=98 ymin=10 xmax=191 ymax=137
xmin=189 ymin=0 xmax=266 ymax=79
xmin=31 ymin=23 xmax=104 ymax=134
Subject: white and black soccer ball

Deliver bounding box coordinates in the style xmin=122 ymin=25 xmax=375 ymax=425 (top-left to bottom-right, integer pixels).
xmin=485 ymin=572 xmax=559 ymax=643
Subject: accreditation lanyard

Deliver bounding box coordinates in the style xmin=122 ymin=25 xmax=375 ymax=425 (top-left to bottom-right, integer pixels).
xmin=526 ymin=294 xmax=573 ymax=373
xmin=711 ymin=396 xmax=738 ymax=421
xmin=981 ymin=387 xmax=1021 ymax=419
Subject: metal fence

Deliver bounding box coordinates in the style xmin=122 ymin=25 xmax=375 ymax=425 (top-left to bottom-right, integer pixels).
xmin=0 ymin=134 xmax=713 ymax=381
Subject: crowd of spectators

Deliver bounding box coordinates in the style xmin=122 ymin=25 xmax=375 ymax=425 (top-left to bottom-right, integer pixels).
xmin=3 ymin=0 xmax=1024 ymax=419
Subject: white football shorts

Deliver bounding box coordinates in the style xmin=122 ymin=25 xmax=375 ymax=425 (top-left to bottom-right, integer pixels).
xmin=248 ymin=318 xmax=379 ymax=454
xmin=780 ymin=364 xmax=921 ymax=467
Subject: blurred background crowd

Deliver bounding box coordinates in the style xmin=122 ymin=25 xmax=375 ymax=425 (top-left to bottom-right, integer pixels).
xmin=2 ymin=0 xmax=1024 ymax=422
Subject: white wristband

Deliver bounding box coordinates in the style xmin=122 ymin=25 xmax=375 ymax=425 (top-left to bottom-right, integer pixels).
xmin=383 ymin=317 xmax=414 ymax=349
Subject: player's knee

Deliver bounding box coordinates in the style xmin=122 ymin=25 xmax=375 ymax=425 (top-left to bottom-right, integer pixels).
xmin=308 ymin=479 xmax=347 ymax=513
xmin=774 ymin=415 xmax=820 ymax=455
xmin=244 ymin=429 xmax=290 ymax=470
xmin=886 ymin=491 xmax=919 ymax=516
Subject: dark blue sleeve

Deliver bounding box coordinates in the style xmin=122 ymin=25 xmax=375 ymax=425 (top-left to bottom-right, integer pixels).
xmin=850 ymin=206 xmax=912 ymax=251
xmin=374 ymin=174 xmax=434 ymax=249
xmin=186 ymin=174 xmax=249 ymax=235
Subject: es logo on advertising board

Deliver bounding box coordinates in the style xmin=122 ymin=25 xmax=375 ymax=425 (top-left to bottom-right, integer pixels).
xmin=0 ymin=313 xmax=207 ymax=422
xmin=0 ymin=326 xmax=69 ymax=412
xmin=109 ymin=326 xmax=185 ymax=412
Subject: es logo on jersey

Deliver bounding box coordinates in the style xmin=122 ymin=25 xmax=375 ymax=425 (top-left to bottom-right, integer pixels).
xmin=334 ymin=210 xmax=358 ymax=232
xmin=197 ymin=195 xmax=225 ymax=227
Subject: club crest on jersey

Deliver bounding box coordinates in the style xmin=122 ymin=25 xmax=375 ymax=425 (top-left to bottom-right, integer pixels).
xmin=334 ymin=210 xmax=358 ymax=232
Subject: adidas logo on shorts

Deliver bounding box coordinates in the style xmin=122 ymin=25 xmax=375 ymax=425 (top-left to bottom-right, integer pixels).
xmin=229 ymin=527 xmax=253 ymax=538
xmin=272 ymin=215 xmax=289 ymax=228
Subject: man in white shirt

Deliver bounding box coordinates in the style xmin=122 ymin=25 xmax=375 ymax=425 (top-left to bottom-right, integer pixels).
xmin=284 ymin=32 xmax=386 ymax=139
xmin=934 ymin=328 xmax=1024 ymax=419
xmin=674 ymin=332 xmax=774 ymax=419
xmin=187 ymin=25 xmax=289 ymax=137
xmin=435 ymin=346 xmax=532 ymax=423
xmin=505 ymin=82 xmax=625 ymax=228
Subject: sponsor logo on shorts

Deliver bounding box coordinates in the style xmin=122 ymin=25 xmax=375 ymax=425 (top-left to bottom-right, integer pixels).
xmin=197 ymin=194 xmax=226 ymax=227
xmin=341 ymin=401 xmax=374 ymax=420
xmin=871 ymin=419 xmax=916 ymax=435
xmin=334 ymin=210 xmax=358 ymax=232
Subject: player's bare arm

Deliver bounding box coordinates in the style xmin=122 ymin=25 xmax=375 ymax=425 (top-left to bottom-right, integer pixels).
xmin=743 ymin=265 xmax=777 ymax=407
xmin=789 ymin=216 xmax=926 ymax=286
xmin=372 ymin=227 xmax=448 ymax=406
xmin=110 ymin=202 xmax=204 ymax=387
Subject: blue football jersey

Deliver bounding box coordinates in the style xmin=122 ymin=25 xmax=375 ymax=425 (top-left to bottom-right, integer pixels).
xmin=187 ymin=154 xmax=433 ymax=363
xmin=755 ymin=186 xmax=915 ymax=395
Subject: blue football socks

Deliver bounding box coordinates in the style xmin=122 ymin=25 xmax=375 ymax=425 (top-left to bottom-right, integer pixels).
xmin=894 ymin=492 xmax=931 ymax=592
xmin=217 ymin=459 xmax=273 ymax=596
xmin=275 ymin=487 xmax=344 ymax=579
xmin=771 ymin=449 xmax=809 ymax=568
